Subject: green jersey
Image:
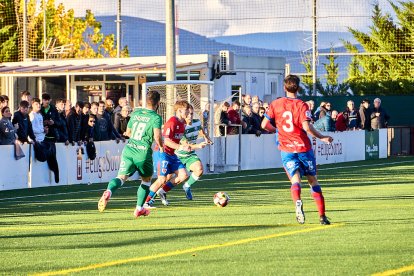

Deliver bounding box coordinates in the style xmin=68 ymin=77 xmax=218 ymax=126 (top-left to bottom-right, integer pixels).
xmin=176 ymin=119 xmax=202 ymax=158
xmin=127 ymin=108 xmax=162 ymax=151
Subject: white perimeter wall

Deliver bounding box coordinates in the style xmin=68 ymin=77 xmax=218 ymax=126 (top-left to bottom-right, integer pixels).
xmin=0 ymin=130 xmax=387 ymax=191
xmin=197 ymin=129 xmax=388 ymax=171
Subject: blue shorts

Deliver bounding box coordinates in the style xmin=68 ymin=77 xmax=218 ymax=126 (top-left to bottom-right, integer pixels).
xmin=156 ymin=152 xmax=185 ymax=177
xmin=281 ymin=150 xmax=317 ymax=178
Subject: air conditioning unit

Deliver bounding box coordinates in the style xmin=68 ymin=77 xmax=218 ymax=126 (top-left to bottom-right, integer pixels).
xmin=219 ymin=50 xmax=235 ymax=72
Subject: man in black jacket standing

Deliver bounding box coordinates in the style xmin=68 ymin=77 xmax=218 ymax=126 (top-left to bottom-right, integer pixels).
xmin=12 ymin=101 xmax=36 ymax=143
xmin=359 ymin=99 xmax=372 ymax=131
xmin=370 ymin=98 xmax=390 ymax=130
xmin=41 ymin=93 xmax=60 ymax=142
xmin=55 ymin=98 xmax=69 ymax=144
xmin=67 ymin=101 xmax=84 ymax=145
xmin=96 ymin=100 xmax=123 ymax=142
xmin=250 ymin=102 xmax=262 ymax=136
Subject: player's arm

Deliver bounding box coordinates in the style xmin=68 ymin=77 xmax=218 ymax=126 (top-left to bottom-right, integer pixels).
xmin=189 ymin=141 xmax=208 ymax=150
xmin=124 ymin=128 xmax=131 ymax=138
xmin=165 ymin=137 xmax=189 ymax=151
xmin=199 ymin=127 xmax=213 ymax=145
xmin=153 ymin=128 xmax=164 ymax=153
xmin=261 ymin=116 xmax=276 ymax=133
xmin=179 ymin=134 xmax=206 ymax=150
xmin=303 ymin=120 xmax=333 ymax=144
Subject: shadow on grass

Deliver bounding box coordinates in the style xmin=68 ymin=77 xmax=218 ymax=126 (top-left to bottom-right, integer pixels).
xmin=1 ymin=223 xmax=295 ymax=250
xmin=330 ymin=195 xmax=414 ymax=201
xmin=336 ymin=217 xmax=414 ymax=225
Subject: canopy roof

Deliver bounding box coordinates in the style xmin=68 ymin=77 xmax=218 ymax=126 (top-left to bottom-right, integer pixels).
xmin=0 ymin=56 xmax=209 ymax=77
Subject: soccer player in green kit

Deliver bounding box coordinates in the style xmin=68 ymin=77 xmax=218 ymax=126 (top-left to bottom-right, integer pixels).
xmin=98 ymin=90 xmax=163 ymax=218
xmin=176 ymin=104 xmax=212 ymax=200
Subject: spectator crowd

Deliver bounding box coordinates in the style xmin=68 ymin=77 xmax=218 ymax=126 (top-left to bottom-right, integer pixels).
xmin=307 ymin=98 xmax=390 ymax=132
xmin=0 ymin=91 xmax=132 ymax=182
xmin=213 ymin=94 xmax=390 ymax=136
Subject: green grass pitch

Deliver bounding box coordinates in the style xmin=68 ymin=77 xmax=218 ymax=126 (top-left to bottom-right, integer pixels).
xmin=1 ymin=157 xmax=413 ymax=275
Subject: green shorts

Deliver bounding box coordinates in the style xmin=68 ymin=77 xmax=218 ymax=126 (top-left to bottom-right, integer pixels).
xmin=177 ymin=152 xmax=201 ymax=170
xmin=118 ymin=145 xmax=153 ymax=178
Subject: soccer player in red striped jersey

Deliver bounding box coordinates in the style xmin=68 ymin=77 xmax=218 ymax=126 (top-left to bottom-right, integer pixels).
xmin=144 ymin=100 xmax=191 ymax=206
xmin=261 ymin=75 xmax=333 ymax=225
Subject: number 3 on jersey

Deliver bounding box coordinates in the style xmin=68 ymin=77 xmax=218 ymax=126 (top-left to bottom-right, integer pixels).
xmin=282 ymin=111 xmax=294 ymax=132
xmin=131 ymin=122 xmax=147 ymax=140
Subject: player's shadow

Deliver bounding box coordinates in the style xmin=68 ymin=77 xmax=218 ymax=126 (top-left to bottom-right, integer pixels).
xmin=1 ymin=223 xmax=296 ymax=251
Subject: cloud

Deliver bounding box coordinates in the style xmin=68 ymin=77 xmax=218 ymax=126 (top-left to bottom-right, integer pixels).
xmin=54 ymin=0 xmax=396 ymax=36
xmin=176 ymin=0 xmax=231 ymax=37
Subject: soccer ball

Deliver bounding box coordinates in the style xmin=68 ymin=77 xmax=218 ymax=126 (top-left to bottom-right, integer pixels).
xmin=213 ymin=192 xmax=230 ymax=207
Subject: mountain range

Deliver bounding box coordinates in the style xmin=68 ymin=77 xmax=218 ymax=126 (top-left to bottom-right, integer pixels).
xmin=98 ymin=16 xmax=356 ymax=78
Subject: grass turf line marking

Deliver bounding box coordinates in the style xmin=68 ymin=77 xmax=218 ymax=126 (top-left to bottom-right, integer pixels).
xmin=372 ymin=264 xmax=414 ymax=276
xmin=1 ymin=223 xmax=309 ymax=232
xmin=1 ymin=159 xmax=413 ymax=202
xmin=31 ymin=223 xmax=342 ymax=276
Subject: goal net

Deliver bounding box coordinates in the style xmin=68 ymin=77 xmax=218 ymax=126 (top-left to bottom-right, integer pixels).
xmin=141 ymin=80 xmax=216 ymax=172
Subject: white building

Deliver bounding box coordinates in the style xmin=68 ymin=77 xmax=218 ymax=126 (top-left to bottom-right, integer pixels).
xmin=0 ymin=52 xmax=286 ymax=110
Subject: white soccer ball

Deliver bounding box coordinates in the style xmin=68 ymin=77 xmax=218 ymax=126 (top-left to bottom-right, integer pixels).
xmin=213 ymin=192 xmax=230 ymax=207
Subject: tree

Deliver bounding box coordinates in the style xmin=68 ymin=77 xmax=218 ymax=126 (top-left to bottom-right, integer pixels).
xmin=320 ymin=47 xmax=351 ymax=96
xmin=0 ymin=0 xmax=128 ymax=62
xmin=0 ymin=0 xmax=18 ymax=61
xmin=343 ymin=1 xmax=414 ymax=95
xmin=300 ymin=49 xmax=350 ymax=96
xmin=299 ymin=55 xmax=317 ymax=96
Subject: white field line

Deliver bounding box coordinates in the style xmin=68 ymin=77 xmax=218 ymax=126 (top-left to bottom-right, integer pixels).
xmin=0 ymin=160 xmax=412 ymax=202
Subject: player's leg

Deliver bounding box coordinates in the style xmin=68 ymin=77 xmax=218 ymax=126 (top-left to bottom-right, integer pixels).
xmin=134 ymin=175 xmax=152 ymax=218
xmin=156 ymin=155 xmax=187 ymax=204
xmin=182 ymin=157 xmax=203 ymax=200
xmin=144 ymin=176 xmax=167 ymax=206
xmin=301 ymin=150 xmax=330 ymax=225
xmin=153 ymin=174 xmax=173 ymax=206
xmin=133 ymin=152 xmax=154 ymax=217
xmin=305 ymin=175 xmax=329 ymax=225
xmin=98 ymin=149 xmax=134 ymax=212
xmin=156 ymin=175 xmax=177 ymax=206
xmin=144 ymin=152 xmax=170 ymax=206
xmin=157 ymin=167 xmax=188 ymax=205
xmin=291 ymin=170 xmax=305 ymax=224
xmin=164 ymin=154 xmax=186 ymax=192
xmin=98 ymin=174 xmax=129 ymax=212
xmin=281 ymin=151 xmax=305 ymax=224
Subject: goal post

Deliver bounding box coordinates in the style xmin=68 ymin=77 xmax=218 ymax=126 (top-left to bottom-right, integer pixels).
xmin=141 ymin=80 xmax=216 ymax=172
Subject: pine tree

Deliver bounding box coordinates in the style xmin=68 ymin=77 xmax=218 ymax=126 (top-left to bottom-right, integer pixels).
xmin=299 ymin=55 xmax=317 ymax=96
xmin=344 ymin=1 xmax=414 ymax=95
xmin=300 ymin=49 xmax=350 ymax=96
xmin=320 ymin=47 xmax=350 ymax=96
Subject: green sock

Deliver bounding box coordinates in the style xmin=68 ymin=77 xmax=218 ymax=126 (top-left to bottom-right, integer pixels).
xmin=136 ymin=181 xmax=151 ymax=207
xmin=186 ymin=173 xmax=200 ymax=187
xmin=107 ymin=178 xmax=123 ymax=194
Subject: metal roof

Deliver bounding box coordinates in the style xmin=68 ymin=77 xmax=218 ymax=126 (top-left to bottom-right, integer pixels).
xmin=0 ymin=61 xmax=207 ymax=77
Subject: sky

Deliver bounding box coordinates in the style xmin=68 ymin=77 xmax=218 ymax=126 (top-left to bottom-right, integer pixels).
xmin=47 ymin=0 xmax=395 ymax=37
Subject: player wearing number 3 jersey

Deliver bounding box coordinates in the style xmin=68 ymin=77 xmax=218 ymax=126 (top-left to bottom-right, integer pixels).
xmin=261 ymin=75 xmax=333 ymax=225
xmin=98 ymin=91 xmax=163 ymax=218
